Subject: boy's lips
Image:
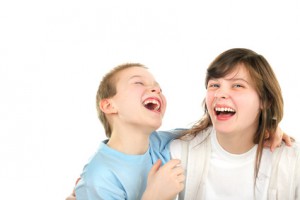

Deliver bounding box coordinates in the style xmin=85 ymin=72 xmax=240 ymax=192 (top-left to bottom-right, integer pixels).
xmin=142 ymin=97 xmax=161 ymax=112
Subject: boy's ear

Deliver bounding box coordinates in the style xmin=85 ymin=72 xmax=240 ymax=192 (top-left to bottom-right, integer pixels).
xmin=99 ymin=99 xmax=117 ymax=114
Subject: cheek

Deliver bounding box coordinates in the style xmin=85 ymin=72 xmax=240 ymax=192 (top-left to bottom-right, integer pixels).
xmin=162 ymin=95 xmax=167 ymax=106
xmin=161 ymin=95 xmax=167 ymax=112
xmin=206 ymin=91 xmax=215 ymax=102
xmin=205 ymin=91 xmax=215 ymax=110
xmin=237 ymin=94 xmax=261 ymax=115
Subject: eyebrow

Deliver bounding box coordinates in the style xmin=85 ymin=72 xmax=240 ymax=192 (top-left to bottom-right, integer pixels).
xmin=209 ymin=77 xmax=250 ymax=84
xmin=226 ymin=77 xmax=250 ymax=84
xmin=129 ymin=75 xmax=142 ymax=80
xmin=129 ymin=75 xmax=160 ymax=85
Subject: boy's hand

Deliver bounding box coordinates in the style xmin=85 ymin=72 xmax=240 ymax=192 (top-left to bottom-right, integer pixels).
xmin=264 ymin=126 xmax=293 ymax=152
xmin=142 ymin=159 xmax=185 ymax=200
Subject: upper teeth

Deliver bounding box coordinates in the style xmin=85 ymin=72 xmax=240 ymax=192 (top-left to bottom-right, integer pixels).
xmin=143 ymin=99 xmax=160 ymax=110
xmin=215 ymin=107 xmax=235 ymax=112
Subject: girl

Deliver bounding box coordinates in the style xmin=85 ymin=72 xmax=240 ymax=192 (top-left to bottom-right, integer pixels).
xmin=171 ymin=48 xmax=299 ymax=200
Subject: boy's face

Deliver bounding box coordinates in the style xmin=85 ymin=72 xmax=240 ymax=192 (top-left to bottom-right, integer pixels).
xmin=109 ymin=67 xmax=166 ymax=132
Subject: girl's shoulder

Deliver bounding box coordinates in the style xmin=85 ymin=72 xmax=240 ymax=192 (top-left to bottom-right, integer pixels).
xmin=170 ymin=127 xmax=213 ymax=159
xmin=272 ymin=141 xmax=300 ymax=166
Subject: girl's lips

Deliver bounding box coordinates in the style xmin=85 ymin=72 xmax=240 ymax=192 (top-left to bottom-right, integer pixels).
xmin=214 ymin=104 xmax=236 ymax=120
xmin=215 ymin=111 xmax=235 ymax=121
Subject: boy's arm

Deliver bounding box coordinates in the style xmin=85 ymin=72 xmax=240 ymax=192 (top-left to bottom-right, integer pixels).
xmin=66 ymin=159 xmax=185 ymax=200
xmin=264 ymin=126 xmax=293 ymax=152
xmin=65 ymin=178 xmax=80 ymax=200
xmin=65 ymin=193 xmax=76 ymax=200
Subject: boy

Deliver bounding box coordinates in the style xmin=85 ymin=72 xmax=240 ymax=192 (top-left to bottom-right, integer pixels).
xmin=74 ymin=63 xmax=185 ymax=200
xmin=68 ymin=62 xmax=291 ymax=200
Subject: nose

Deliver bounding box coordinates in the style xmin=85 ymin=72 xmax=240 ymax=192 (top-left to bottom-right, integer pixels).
xmin=214 ymin=88 xmax=229 ymax=99
xmin=150 ymin=85 xmax=162 ymax=93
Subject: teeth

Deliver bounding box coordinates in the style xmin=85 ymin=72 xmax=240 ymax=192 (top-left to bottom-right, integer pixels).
xmin=143 ymin=99 xmax=160 ymax=110
xmin=215 ymin=107 xmax=235 ymax=112
xmin=143 ymin=99 xmax=159 ymax=105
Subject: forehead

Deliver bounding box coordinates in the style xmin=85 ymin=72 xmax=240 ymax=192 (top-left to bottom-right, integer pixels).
xmin=223 ymin=63 xmax=251 ymax=80
xmin=115 ymin=66 xmax=156 ymax=83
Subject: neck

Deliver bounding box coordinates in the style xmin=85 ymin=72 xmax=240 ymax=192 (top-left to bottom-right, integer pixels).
xmin=215 ymin=130 xmax=255 ymax=154
xmin=107 ymin=126 xmax=152 ymax=155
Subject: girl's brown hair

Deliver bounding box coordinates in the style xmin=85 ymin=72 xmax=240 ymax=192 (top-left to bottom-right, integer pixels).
xmin=183 ymin=48 xmax=283 ymax=179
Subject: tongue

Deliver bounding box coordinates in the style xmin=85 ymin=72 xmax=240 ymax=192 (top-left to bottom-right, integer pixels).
xmin=217 ymin=112 xmax=234 ymax=120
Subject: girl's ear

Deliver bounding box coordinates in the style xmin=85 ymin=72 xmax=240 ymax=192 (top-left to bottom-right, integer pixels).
xmin=99 ymin=99 xmax=117 ymax=114
xmin=260 ymin=99 xmax=271 ymax=110
xmin=260 ymin=101 xmax=263 ymax=110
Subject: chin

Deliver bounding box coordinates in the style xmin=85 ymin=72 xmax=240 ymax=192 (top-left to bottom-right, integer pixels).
xmin=214 ymin=125 xmax=234 ymax=135
xmin=151 ymin=121 xmax=162 ymax=130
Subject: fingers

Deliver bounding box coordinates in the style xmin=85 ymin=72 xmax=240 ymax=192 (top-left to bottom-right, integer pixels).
xmin=65 ymin=194 xmax=77 ymax=200
xmin=263 ymin=139 xmax=271 ymax=147
xmin=163 ymin=159 xmax=181 ymax=168
xmin=163 ymin=159 xmax=185 ymax=184
xmin=270 ymin=127 xmax=285 ymax=152
xmin=282 ymin=132 xmax=293 ymax=147
xmin=145 ymin=159 xmax=185 ymax=199
xmin=264 ymin=126 xmax=293 ymax=152
xmin=67 ymin=177 xmax=80 ymax=199
xmin=265 ymin=126 xmax=283 ymax=152
xmin=264 ymin=130 xmax=270 ymax=139
xmin=75 ymin=177 xmax=81 ymax=185
xmin=148 ymin=159 xmax=162 ymax=177
xmin=176 ymin=173 xmax=185 ymax=183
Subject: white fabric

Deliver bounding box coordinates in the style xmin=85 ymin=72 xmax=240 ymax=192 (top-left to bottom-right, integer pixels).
xmin=170 ymin=127 xmax=300 ymax=200
xmin=205 ymin=130 xmax=271 ymax=200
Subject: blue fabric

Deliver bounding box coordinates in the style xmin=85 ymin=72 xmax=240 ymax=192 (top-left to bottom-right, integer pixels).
xmin=75 ymin=129 xmax=183 ymax=200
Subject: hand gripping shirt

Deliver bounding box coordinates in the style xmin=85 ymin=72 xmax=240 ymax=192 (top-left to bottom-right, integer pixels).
xmin=75 ymin=130 xmax=182 ymax=200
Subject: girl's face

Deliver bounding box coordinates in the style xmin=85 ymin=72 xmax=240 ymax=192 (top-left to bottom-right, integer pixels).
xmin=206 ymin=64 xmax=261 ymax=138
xmin=110 ymin=67 xmax=166 ymax=132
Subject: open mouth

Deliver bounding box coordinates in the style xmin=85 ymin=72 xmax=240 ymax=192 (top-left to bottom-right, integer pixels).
xmin=215 ymin=107 xmax=236 ymax=116
xmin=143 ymin=98 xmax=161 ymax=111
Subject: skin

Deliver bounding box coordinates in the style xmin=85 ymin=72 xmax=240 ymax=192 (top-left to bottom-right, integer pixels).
xmin=206 ymin=64 xmax=266 ymax=154
xmin=102 ymin=66 xmax=167 ymax=155
xmin=66 ymin=65 xmax=292 ymax=200
xmin=98 ymin=66 xmax=184 ymax=200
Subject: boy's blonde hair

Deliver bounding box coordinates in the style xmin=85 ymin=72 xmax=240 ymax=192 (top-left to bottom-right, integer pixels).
xmin=96 ymin=63 xmax=147 ymax=138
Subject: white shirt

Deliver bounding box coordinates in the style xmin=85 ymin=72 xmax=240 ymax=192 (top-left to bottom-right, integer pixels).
xmin=171 ymin=128 xmax=275 ymax=200
xmin=205 ymin=130 xmax=258 ymax=199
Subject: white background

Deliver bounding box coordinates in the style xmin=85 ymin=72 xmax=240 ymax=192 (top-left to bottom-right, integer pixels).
xmin=0 ymin=1 xmax=299 ymax=199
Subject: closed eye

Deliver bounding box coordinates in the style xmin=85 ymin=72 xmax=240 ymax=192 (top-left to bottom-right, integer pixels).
xmin=208 ymin=83 xmax=220 ymax=88
xmin=233 ymin=84 xmax=244 ymax=88
xmin=134 ymin=82 xmax=144 ymax=85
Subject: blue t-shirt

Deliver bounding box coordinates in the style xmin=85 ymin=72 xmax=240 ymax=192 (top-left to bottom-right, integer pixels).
xmin=75 ymin=129 xmax=183 ymax=200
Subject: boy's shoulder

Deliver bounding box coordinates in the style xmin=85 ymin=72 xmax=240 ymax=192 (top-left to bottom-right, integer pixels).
xmin=149 ymin=128 xmax=186 ymax=147
xmin=80 ymin=141 xmax=116 ymax=178
xmin=152 ymin=128 xmax=187 ymax=139
xmin=80 ymin=140 xmax=151 ymax=181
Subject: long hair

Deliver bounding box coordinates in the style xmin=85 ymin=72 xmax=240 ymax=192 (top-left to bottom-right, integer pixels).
xmin=183 ymin=48 xmax=283 ymax=179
